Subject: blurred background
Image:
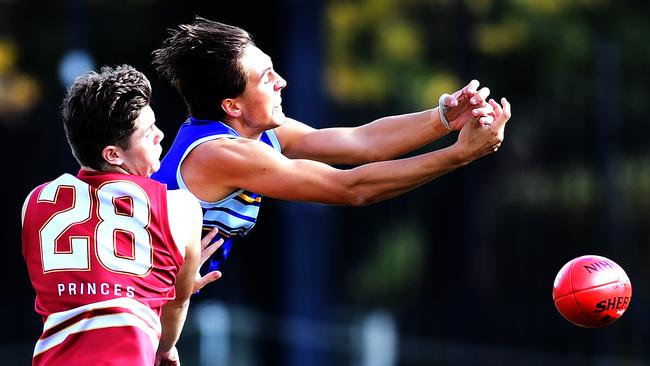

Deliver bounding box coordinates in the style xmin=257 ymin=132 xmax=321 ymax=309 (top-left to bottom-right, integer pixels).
xmin=3 ymin=0 xmax=650 ymax=365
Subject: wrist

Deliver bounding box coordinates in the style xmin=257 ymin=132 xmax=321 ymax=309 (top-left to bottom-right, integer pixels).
xmin=437 ymin=94 xmax=453 ymax=131
xmin=447 ymin=143 xmax=473 ymax=166
xmin=157 ymin=342 xmax=174 ymax=355
xmin=431 ymin=108 xmax=452 ymax=136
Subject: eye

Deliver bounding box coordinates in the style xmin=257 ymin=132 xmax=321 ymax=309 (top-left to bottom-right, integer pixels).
xmin=263 ymin=72 xmax=273 ymax=84
xmin=144 ymin=125 xmax=156 ymax=138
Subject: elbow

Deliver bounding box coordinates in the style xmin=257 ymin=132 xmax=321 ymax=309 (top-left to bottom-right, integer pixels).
xmin=332 ymin=172 xmax=380 ymax=207
xmin=350 ymin=192 xmax=376 ymax=206
xmin=339 ymin=186 xmax=376 ymax=207
xmin=343 ymin=195 xmax=368 ymax=207
xmin=352 ymin=197 xmax=374 ymax=207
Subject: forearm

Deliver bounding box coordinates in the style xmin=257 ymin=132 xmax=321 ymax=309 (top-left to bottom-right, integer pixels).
xmin=345 ymin=101 xmax=510 ymax=205
xmin=259 ymin=144 xmax=467 ymax=205
xmin=157 ymin=299 xmax=190 ymax=354
xmin=352 ymin=108 xmax=449 ymax=162
xmin=343 ymin=144 xmax=468 ymax=205
xmin=279 ymin=110 xmax=449 ymax=165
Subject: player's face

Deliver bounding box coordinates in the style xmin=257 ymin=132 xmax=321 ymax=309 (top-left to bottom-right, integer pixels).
xmin=120 ymin=105 xmax=164 ymax=177
xmin=237 ymin=45 xmax=287 ymax=130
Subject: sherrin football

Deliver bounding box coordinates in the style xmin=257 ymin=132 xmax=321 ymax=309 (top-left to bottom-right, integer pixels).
xmin=552 ymin=255 xmax=631 ymax=328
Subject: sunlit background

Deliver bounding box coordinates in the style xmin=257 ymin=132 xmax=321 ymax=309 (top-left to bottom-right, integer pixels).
xmin=3 ymin=0 xmax=650 ymax=365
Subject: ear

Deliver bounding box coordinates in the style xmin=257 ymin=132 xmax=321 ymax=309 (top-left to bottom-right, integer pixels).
xmin=221 ymin=98 xmax=242 ymax=118
xmin=101 ymin=145 xmax=124 ymax=167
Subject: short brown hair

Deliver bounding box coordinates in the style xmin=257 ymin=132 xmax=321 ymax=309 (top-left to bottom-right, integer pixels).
xmin=152 ymin=17 xmax=254 ymax=121
xmin=62 ymin=65 xmax=152 ymax=170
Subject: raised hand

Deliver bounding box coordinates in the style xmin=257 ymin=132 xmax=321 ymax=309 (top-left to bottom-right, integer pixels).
xmin=454 ymin=97 xmax=511 ymax=161
xmin=486 ymin=98 xmax=510 ymax=152
xmin=193 ymin=227 xmax=224 ymax=293
xmin=439 ymin=80 xmax=495 ymax=130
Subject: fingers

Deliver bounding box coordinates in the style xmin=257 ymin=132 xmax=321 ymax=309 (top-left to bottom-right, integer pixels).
xmin=472 ymin=103 xmax=494 ymax=118
xmin=200 ymin=238 xmax=224 ymax=265
xmin=447 ymin=79 xmax=483 ymax=109
xmin=471 ymin=101 xmax=495 ymax=126
xmin=488 ymin=98 xmax=502 ymax=117
xmin=478 ymin=115 xmax=495 ymax=126
xmin=500 ymin=97 xmax=511 ymax=122
xmin=493 ymin=97 xmax=511 ymax=127
xmin=472 ymin=87 xmax=490 ymax=106
xmin=440 ymin=93 xmax=457 ymax=108
xmin=200 ymin=271 xmax=222 ymax=288
xmin=485 ymin=97 xmax=511 ymax=127
xmin=464 ymin=79 xmax=480 ymax=95
xmin=201 ymin=227 xmax=220 ymax=249
xmin=194 ymin=270 xmax=223 ymax=292
xmin=211 ymin=238 xmax=224 ymax=250
xmin=460 ymin=79 xmax=488 ymax=107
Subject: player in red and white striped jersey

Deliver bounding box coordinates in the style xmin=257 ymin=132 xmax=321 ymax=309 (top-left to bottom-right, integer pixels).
xmin=21 ymin=65 xmax=221 ymax=366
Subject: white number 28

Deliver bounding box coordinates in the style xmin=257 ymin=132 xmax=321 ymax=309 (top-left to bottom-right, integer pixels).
xmin=38 ymin=175 xmax=153 ymax=276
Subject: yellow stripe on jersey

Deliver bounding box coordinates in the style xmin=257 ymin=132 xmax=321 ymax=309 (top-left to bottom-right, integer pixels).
xmin=238 ymin=192 xmax=262 ymax=203
xmin=203 ymin=226 xmax=231 ymax=238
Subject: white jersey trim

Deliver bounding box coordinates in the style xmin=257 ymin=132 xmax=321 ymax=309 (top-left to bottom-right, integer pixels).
xmin=266 ymin=128 xmax=281 ymax=151
xmin=175 ymin=134 xmax=236 ymax=202
xmin=34 ymin=297 xmax=161 ymax=357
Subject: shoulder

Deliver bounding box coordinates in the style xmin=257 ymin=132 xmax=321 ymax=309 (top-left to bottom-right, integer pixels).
xmin=166 ymin=189 xmax=202 ymax=256
xmin=166 ymin=189 xmax=201 ymax=215
xmin=192 ymin=135 xmax=278 ymax=164
xmin=21 ymin=186 xmax=40 ymax=226
xmin=273 ymin=117 xmax=315 ymax=149
xmin=166 ymin=189 xmax=202 ymax=230
xmin=21 ymin=177 xmax=67 ymax=226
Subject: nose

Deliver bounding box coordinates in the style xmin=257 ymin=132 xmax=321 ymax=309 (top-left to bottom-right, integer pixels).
xmin=155 ymin=125 xmax=164 ymax=144
xmin=274 ymin=74 xmax=287 ymax=90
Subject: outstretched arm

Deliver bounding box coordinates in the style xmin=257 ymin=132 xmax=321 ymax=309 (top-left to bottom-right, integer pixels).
xmin=183 ymin=98 xmax=511 ymax=206
xmin=277 ymin=80 xmax=492 ymax=165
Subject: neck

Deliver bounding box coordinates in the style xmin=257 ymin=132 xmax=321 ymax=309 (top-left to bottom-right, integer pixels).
xmin=222 ymin=117 xmax=264 ymax=140
xmin=81 ymin=165 xmax=131 ymax=174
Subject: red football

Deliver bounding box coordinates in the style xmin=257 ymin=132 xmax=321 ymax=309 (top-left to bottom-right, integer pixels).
xmin=552 ymin=255 xmax=632 ymax=328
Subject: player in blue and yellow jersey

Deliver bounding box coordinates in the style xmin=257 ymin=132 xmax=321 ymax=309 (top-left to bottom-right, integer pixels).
xmin=152 ymin=115 xmax=282 ymax=271
xmin=151 ymin=17 xmax=511 ymax=274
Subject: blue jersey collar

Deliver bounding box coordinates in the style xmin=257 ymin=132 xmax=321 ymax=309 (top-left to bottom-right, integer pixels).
xmin=187 ymin=116 xmax=241 ymax=137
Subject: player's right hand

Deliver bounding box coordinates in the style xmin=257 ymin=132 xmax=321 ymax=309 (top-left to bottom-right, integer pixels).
xmin=440 ymin=79 xmax=493 ymax=130
xmin=193 ymin=227 xmax=224 ymax=293
xmin=454 ymin=97 xmax=511 ymax=161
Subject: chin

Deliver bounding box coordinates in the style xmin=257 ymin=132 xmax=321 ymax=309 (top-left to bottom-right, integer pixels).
xmin=145 ymin=163 xmax=160 ymax=177
xmin=272 ymin=114 xmax=286 ymax=126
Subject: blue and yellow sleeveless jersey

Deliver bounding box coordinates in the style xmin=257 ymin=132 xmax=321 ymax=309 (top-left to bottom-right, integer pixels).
xmin=151 ymin=117 xmax=281 ymax=271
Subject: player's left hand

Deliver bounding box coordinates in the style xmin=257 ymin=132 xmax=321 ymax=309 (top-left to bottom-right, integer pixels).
xmin=193 ymin=227 xmax=224 ymax=293
xmin=155 ymin=346 xmax=180 ymax=366
xmin=440 ymin=79 xmax=494 ymax=130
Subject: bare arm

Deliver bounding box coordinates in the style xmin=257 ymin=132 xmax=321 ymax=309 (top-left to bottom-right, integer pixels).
xmin=156 ymin=190 xmax=203 ymax=364
xmin=184 ymin=98 xmax=510 ymax=206
xmin=276 ymin=111 xmax=446 ymax=165
xmin=277 ymin=80 xmax=492 ymax=165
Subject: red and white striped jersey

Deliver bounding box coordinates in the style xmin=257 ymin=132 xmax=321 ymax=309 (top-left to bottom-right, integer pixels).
xmin=22 ymin=170 xmax=184 ymax=366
